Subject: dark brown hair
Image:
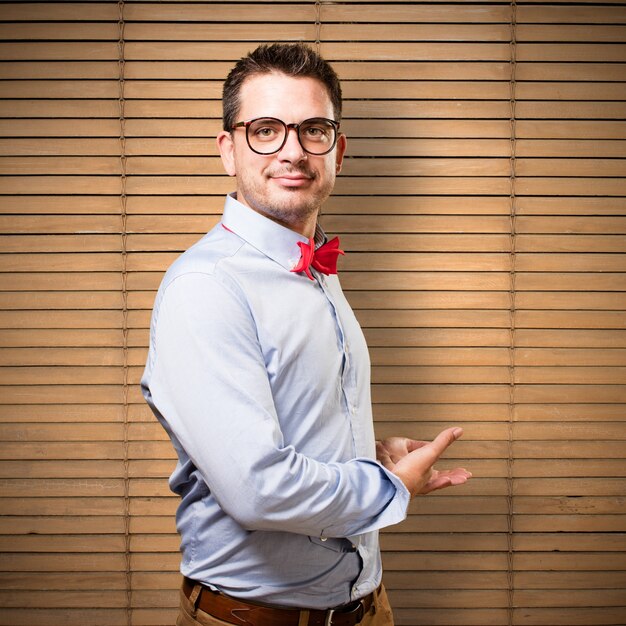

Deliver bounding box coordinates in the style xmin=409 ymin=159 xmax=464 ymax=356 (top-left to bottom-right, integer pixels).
xmin=222 ymin=43 xmax=342 ymax=131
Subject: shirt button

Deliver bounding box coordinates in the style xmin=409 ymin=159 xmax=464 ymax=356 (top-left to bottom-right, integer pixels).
xmin=320 ymin=537 xmax=327 ymax=542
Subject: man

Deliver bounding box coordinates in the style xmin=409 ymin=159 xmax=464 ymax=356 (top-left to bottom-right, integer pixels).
xmin=141 ymin=43 xmax=471 ymax=626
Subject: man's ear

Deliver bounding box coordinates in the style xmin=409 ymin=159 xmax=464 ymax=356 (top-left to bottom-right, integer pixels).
xmin=335 ymin=133 xmax=347 ymax=174
xmin=216 ymin=130 xmax=236 ymax=176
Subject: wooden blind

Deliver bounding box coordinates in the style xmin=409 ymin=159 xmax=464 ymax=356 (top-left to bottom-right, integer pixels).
xmin=0 ymin=2 xmax=624 ymax=625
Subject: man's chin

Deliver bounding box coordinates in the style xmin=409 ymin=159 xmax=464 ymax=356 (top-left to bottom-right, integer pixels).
xmin=259 ymin=197 xmax=320 ymax=225
xmin=269 ymin=187 xmax=321 ymax=210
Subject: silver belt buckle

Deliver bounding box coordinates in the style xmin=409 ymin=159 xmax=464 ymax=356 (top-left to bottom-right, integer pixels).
xmin=324 ymin=599 xmax=365 ymax=626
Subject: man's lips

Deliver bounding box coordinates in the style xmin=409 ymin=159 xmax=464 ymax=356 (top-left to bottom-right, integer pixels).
xmin=270 ymin=173 xmax=313 ymax=187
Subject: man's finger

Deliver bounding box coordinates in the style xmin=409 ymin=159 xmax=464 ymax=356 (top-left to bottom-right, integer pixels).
xmin=422 ymin=476 xmax=453 ymax=493
xmin=421 ymin=467 xmax=471 ymax=494
xmin=442 ymin=468 xmax=472 ymax=485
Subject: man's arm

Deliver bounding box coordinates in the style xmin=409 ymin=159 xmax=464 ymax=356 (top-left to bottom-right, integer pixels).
xmin=376 ymin=428 xmax=472 ymax=498
xmin=146 ymin=271 xmax=411 ymax=538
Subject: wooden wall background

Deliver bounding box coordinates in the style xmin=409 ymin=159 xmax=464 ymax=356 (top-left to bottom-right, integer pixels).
xmin=0 ymin=1 xmax=624 ymax=625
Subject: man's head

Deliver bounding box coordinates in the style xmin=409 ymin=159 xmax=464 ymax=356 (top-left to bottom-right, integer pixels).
xmin=217 ymin=43 xmax=347 ymax=237
xmin=222 ymin=43 xmax=342 ymax=132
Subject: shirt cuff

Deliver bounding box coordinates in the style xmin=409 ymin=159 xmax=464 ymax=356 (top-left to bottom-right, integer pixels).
xmin=374 ymin=460 xmax=412 ymax=523
xmin=329 ymin=458 xmax=411 ymax=537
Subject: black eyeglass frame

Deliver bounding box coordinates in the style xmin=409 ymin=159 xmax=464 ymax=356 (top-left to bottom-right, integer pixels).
xmin=231 ymin=117 xmax=341 ymax=156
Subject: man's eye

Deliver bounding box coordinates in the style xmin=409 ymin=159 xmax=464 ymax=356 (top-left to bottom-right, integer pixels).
xmin=303 ymin=125 xmax=330 ymax=140
xmin=255 ymin=127 xmax=276 ymax=137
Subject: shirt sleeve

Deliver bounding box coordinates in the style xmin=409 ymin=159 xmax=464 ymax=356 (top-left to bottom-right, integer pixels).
xmin=146 ymin=271 xmax=410 ymax=538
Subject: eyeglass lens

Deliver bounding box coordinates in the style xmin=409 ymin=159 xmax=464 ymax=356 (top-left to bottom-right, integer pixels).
xmin=246 ymin=118 xmax=337 ymax=155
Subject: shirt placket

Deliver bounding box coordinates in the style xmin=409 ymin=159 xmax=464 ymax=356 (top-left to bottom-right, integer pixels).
xmin=316 ymin=275 xmax=361 ymax=457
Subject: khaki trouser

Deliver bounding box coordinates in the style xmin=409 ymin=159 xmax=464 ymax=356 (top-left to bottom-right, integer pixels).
xmin=176 ymin=583 xmax=395 ymax=626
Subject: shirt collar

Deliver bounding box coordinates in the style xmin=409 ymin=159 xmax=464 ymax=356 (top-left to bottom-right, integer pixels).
xmin=221 ymin=193 xmax=327 ymax=272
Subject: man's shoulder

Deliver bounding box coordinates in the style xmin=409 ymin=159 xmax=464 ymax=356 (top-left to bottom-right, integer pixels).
xmin=161 ymin=224 xmax=244 ymax=289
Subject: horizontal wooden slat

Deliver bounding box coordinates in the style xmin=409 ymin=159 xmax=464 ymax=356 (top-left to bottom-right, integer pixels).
xmin=0 ymin=42 xmax=120 ymax=61
xmin=0 ymin=61 xmax=118 ymax=79
xmin=518 ymin=24 xmax=626 ymax=42
xmin=0 ymin=3 xmax=118 ymax=20
xmin=386 ymin=587 xmax=626 ymax=607
xmin=518 ymin=5 xmax=626 ymax=24
xmin=0 ymin=23 xmax=119 ymax=40
xmin=0 ymin=460 xmax=126 ymax=478
xmin=1 ymin=214 xmax=625 ymax=238
xmin=0 ymin=80 xmax=119 ymax=98
xmin=517 ymin=62 xmax=626 ymax=82
xmin=369 ymin=365 xmax=626 ymax=385
xmin=518 ymin=43 xmax=626 ymax=63
xmin=369 ymin=347 xmax=626 ymax=366
xmin=516 ymin=83 xmax=626 ymax=101
xmin=123 ymin=22 xmax=511 ymax=42
xmin=128 ymin=41 xmax=515 ymax=62
xmin=4 ymin=154 xmax=626 ymax=180
xmin=0 ymin=404 xmax=125 ymax=423
xmin=121 ymin=4 xmax=512 ymax=23
xmin=384 ymin=570 xmax=626 ymax=590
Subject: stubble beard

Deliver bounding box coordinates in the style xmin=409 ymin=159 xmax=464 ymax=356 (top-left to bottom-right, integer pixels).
xmin=237 ymin=166 xmax=335 ymax=230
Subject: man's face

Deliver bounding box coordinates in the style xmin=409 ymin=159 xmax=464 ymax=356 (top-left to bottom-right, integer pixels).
xmin=217 ymin=72 xmax=346 ymax=235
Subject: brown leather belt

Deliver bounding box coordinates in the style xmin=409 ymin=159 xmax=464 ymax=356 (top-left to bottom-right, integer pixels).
xmin=182 ymin=577 xmax=376 ymax=626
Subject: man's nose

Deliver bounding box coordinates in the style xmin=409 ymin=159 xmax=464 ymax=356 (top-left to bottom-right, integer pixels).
xmin=277 ymin=127 xmax=307 ymax=161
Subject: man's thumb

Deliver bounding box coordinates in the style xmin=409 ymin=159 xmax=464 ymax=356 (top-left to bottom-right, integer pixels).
xmin=429 ymin=427 xmax=463 ymax=458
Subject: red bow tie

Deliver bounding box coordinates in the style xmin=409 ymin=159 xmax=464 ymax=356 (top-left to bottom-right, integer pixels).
xmin=291 ymin=236 xmax=344 ymax=281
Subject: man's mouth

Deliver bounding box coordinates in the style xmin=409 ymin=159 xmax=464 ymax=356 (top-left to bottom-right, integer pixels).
xmin=270 ymin=172 xmax=314 ymax=188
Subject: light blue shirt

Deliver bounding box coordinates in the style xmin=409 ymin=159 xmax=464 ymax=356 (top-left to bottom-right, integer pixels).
xmin=141 ymin=194 xmax=410 ymax=609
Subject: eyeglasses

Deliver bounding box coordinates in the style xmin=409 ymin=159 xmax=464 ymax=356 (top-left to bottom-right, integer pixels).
xmin=231 ymin=117 xmax=340 ymax=156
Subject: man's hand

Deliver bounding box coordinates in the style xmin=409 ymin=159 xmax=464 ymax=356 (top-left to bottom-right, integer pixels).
xmin=376 ymin=427 xmax=472 ymax=497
